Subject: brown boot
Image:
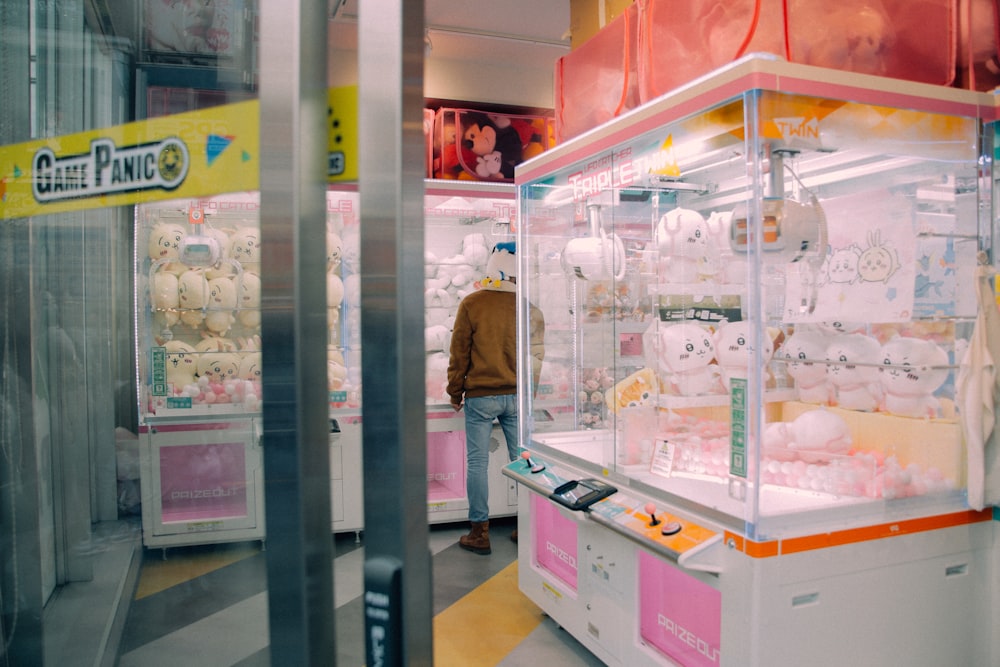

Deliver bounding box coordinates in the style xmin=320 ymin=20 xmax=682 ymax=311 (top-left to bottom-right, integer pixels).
xmin=459 ymin=521 xmax=491 ymax=555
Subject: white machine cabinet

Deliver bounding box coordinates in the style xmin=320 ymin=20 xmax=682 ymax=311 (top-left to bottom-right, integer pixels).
xmin=136 ymin=183 xmax=521 ymax=548
xmin=507 ymin=56 xmax=997 ymax=666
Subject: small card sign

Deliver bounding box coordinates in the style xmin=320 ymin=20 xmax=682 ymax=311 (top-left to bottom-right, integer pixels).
xmin=649 ymin=438 xmax=677 ymax=478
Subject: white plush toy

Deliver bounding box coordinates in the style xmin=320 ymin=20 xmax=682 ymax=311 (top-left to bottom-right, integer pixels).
xmin=424 ymin=251 xmax=439 ymax=278
xmin=196 ymin=350 xmax=240 ymax=385
xmin=228 ymin=226 xmax=261 ymax=274
xmin=449 ymin=263 xmax=477 ymax=290
xmin=879 ymin=336 xmax=950 ymax=418
xmin=178 ymin=268 xmax=209 ymax=328
xmin=781 ymin=329 xmax=831 ymax=404
xmin=328 ymin=347 xmax=348 ymax=391
xmin=341 ymin=225 xmax=360 ymax=273
xmin=425 ymin=324 xmax=451 ymax=353
xmin=239 ymin=350 xmax=262 ymax=383
xmin=462 ymin=233 xmax=490 ymax=268
xmin=237 ymin=272 xmax=261 ymax=329
xmin=194 ymin=335 xmax=239 ymax=353
xmin=327 ymin=272 xmax=344 ymax=329
xmin=655 ymin=322 xmax=720 ymax=396
xmin=343 ymin=273 xmax=361 ymax=307
xmin=826 ymin=332 xmax=882 ymax=411
xmin=147 ymin=221 xmax=187 ymax=275
xmin=205 ymin=276 xmax=237 ymax=335
xmin=713 ymin=320 xmax=774 ymax=392
xmin=203 ymin=226 xmax=234 ymax=280
xmin=656 ymin=207 xmax=720 ymax=284
xmin=163 ymin=339 xmax=198 ymax=390
xmin=327 ymin=230 xmax=343 ymax=271
xmin=763 ymin=408 xmax=853 ymax=463
xmin=151 ymin=271 xmax=180 ymax=329
xmin=426 ymin=351 xmax=450 ymax=402
xmin=705 ymin=210 xmax=745 ymax=283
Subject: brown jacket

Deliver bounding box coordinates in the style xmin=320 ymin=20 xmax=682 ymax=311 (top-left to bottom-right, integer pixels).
xmin=447 ymin=290 xmax=545 ymax=404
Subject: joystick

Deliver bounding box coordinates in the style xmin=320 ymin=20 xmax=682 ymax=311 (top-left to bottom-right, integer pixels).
xmin=645 ymin=502 xmax=682 ymax=536
xmin=644 ymin=502 xmax=661 ymax=527
xmin=521 ymin=451 xmax=545 ymax=474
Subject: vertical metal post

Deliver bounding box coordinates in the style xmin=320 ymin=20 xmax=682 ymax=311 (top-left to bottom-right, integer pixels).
xmin=258 ymin=0 xmax=333 ymax=663
xmin=358 ymin=0 xmax=432 ymax=665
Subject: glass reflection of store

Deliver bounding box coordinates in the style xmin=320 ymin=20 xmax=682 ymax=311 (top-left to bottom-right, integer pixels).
xmin=0 ymin=1 xmax=266 ymax=662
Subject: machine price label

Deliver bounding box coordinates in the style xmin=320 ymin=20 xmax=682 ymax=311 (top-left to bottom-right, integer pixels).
xmin=151 ymin=346 xmax=167 ymax=396
xmin=729 ymin=378 xmax=747 ymax=478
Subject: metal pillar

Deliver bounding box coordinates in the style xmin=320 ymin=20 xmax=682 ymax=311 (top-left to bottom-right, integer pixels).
xmin=258 ymin=0 xmax=333 ymax=663
xmin=358 ymin=0 xmax=432 ymax=665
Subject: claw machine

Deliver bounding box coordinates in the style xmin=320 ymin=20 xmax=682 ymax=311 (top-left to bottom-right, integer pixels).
xmin=329 ymin=181 xmax=523 ymax=533
xmin=506 ymin=55 xmax=996 ymax=666
xmin=135 ymin=192 xmax=266 ymax=551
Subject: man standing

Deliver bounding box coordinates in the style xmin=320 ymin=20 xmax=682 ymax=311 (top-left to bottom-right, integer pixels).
xmin=447 ymin=242 xmax=544 ymax=554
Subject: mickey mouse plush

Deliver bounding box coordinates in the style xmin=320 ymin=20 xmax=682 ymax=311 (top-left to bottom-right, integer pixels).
xmin=461 ymin=112 xmax=523 ymax=180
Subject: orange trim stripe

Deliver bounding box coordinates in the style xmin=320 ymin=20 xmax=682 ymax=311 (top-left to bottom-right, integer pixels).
xmin=729 ymin=509 xmax=992 ymax=558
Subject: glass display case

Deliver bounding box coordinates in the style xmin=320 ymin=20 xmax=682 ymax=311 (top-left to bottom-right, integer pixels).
xmin=134 ymin=182 xmax=521 ymax=547
xmin=507 ymin=56 xmax=995 ymax=666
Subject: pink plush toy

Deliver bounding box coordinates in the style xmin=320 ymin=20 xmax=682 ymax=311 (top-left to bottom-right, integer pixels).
xmin=656 ymin=322 xmax=720 ymax=396
xmin=826 ymin=332 xmax=882 ymax=411
xmin=879 ymin=336 xmax=949 ymax=418
xmin=763 ymin=409 xmax=853 ymax=463
xmin=781 ymin=329 xmax=831 ymax=404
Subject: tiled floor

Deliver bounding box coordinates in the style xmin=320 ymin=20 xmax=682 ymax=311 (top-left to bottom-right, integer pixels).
xmin=111 ymin=517 xmax=605 ymax=666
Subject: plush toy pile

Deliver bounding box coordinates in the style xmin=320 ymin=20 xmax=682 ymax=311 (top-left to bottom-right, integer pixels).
xmin=433 ymin=109 xmax=551 ymax=182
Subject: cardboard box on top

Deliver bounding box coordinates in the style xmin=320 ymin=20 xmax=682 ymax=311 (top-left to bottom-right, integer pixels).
xmin=570 ymin=0 xmax=635 ymax=49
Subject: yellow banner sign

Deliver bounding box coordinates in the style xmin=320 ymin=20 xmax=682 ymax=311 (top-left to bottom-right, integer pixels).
xmin=327 ymin=85 xmax=358 ymax=182
xmin=0 ymin=99 xmax=260 ymax=221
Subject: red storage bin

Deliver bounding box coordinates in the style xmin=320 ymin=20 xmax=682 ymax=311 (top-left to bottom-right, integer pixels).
xmin=554 ymin=1 xmax=640 ymax=143
xmin=784 ymin=0 xmax=956 ymax=86
xmin=424 ymin=108 xmax=435 ymax=178
xmin=636 ymin=0 xmax=956 ymax=105
xmin=432 ymin=108 xmax=554 ymax=182
xmin=637 ymin=0 xmax=786 ymax=104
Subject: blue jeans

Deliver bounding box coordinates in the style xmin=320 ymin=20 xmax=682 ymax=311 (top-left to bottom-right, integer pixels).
xmin=464 ymin=394 xmax=519 ymax=523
